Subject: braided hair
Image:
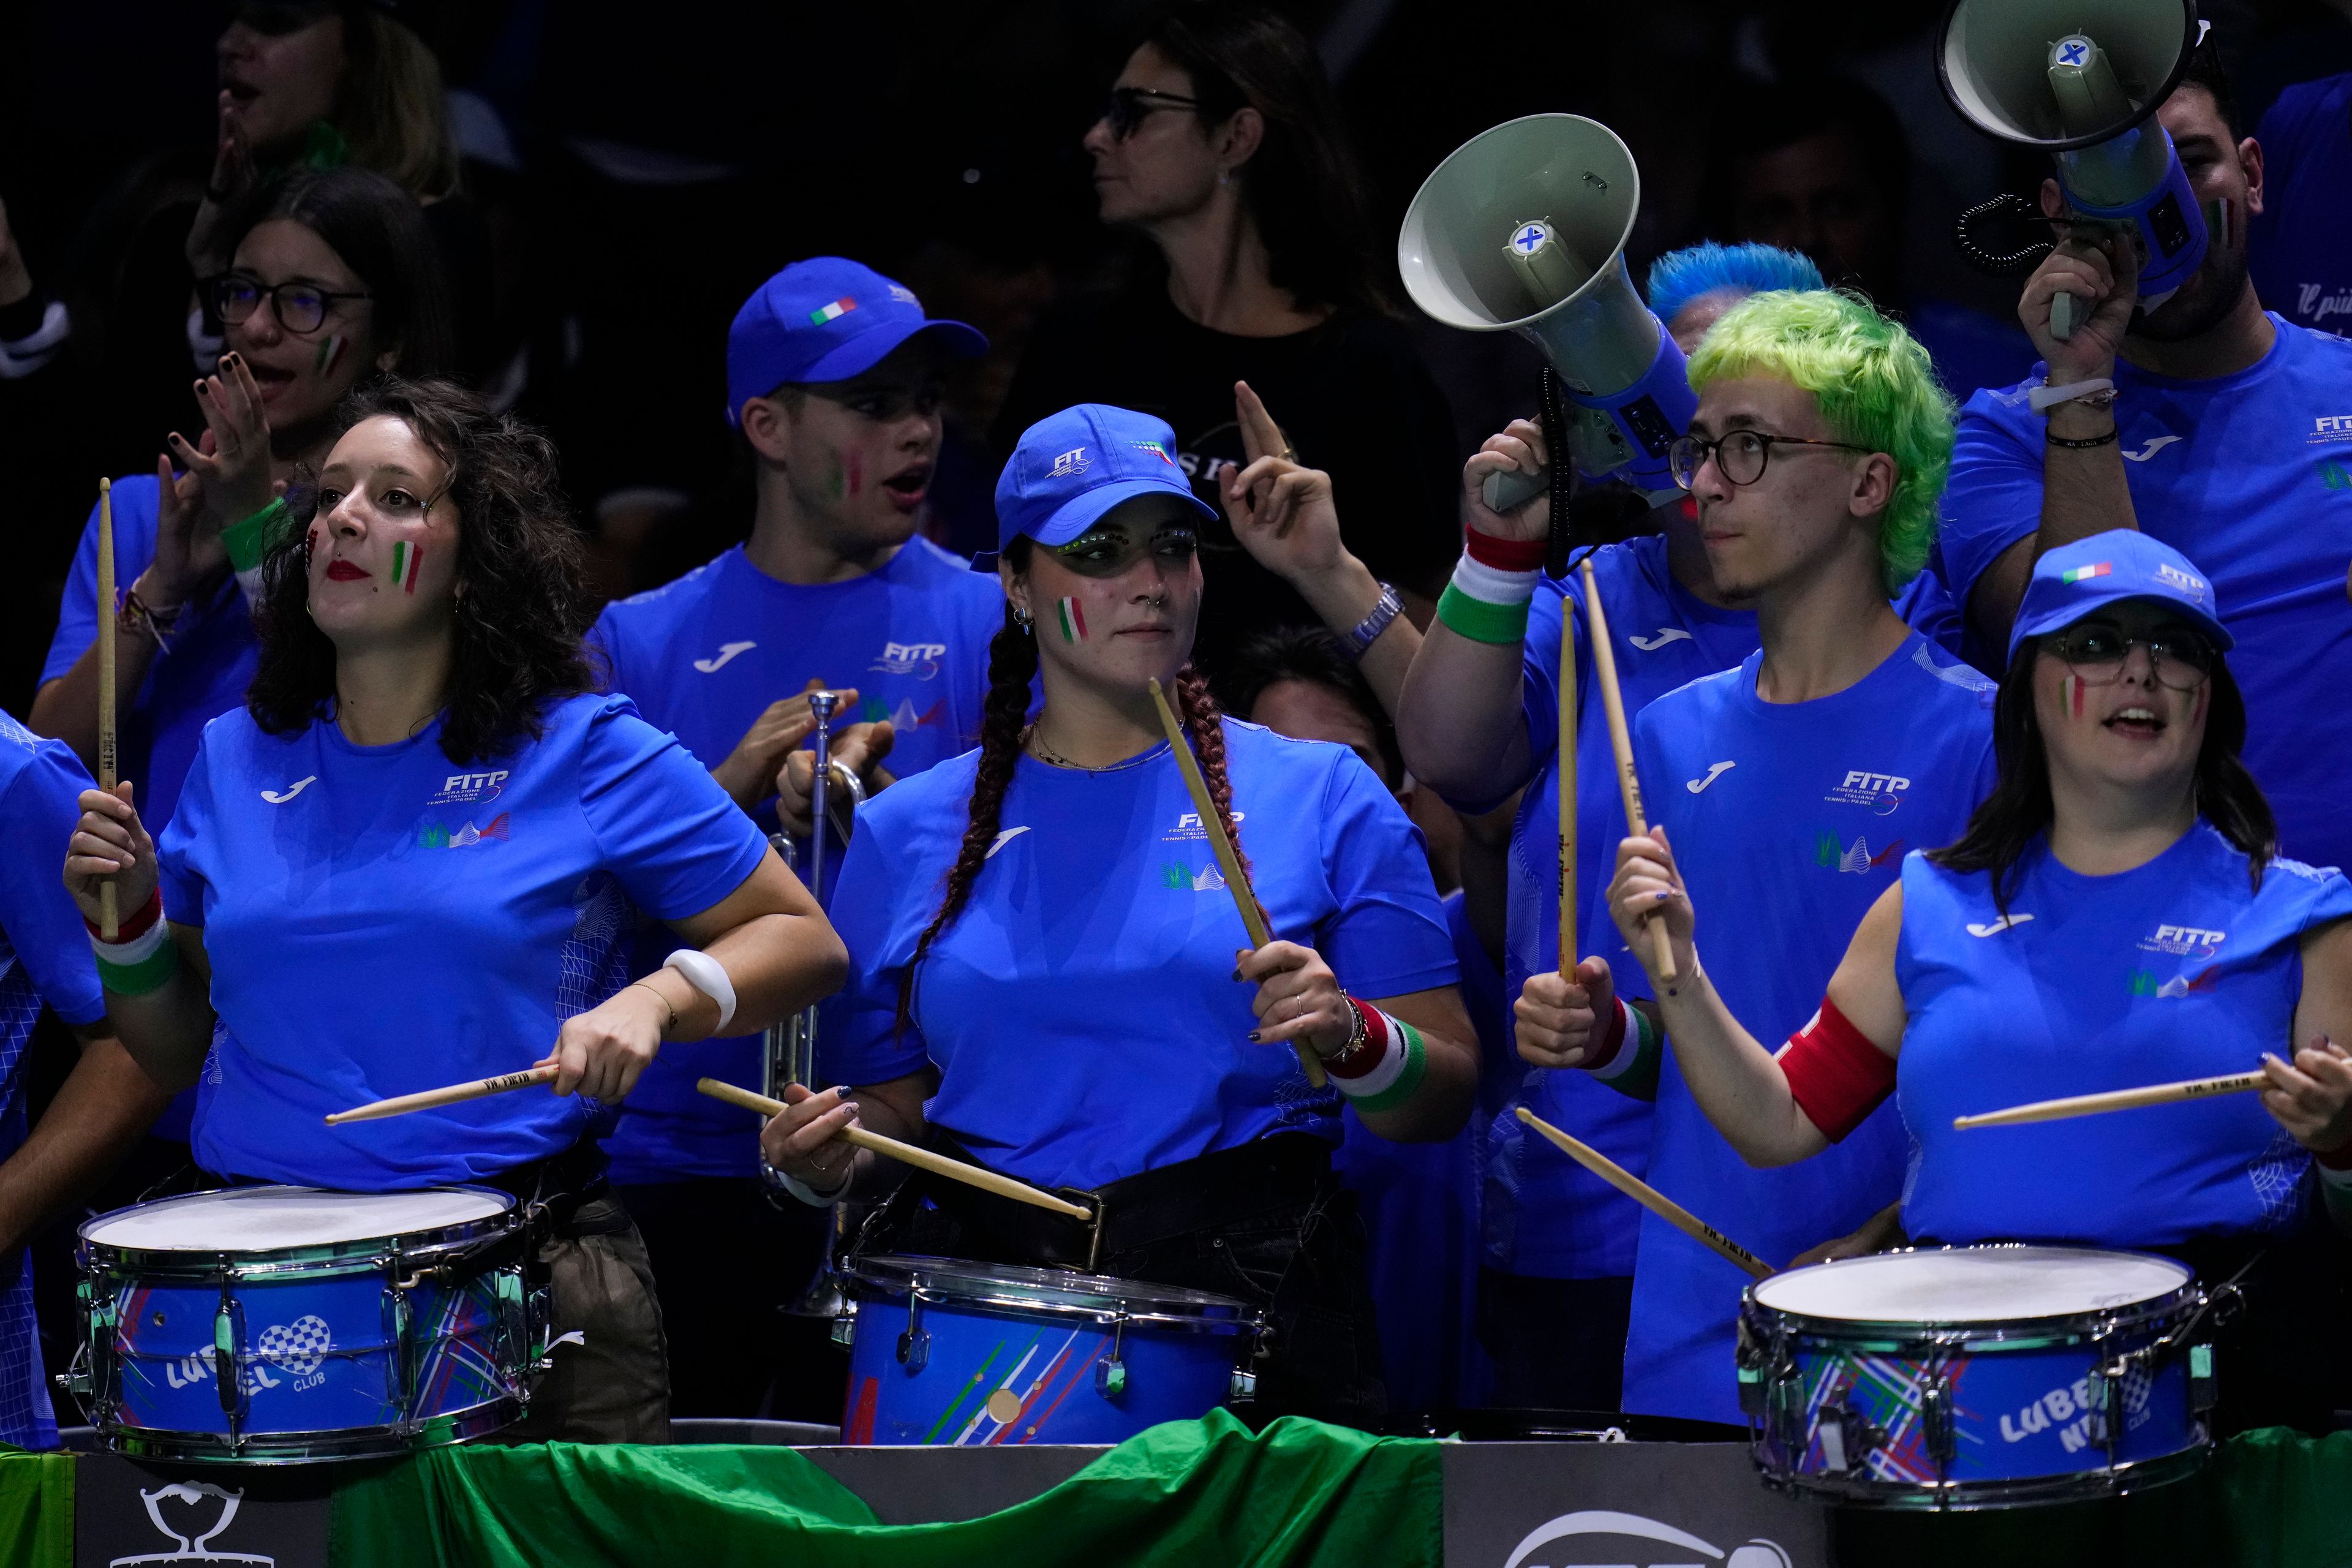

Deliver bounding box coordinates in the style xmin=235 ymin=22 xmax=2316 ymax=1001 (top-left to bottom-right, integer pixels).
xmin=894 ymin=548 xmax=1247 ymax=1035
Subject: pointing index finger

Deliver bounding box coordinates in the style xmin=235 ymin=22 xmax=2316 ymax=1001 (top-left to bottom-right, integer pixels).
xmin=1234 ymin=381 xmax=1284 ymax=466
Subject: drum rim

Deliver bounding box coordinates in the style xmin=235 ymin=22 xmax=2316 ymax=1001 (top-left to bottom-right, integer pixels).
xmin=88 ymin=1394 xmax=524 ymax=1464
xmin=849 ymin=1253 xmax=1253 ymax=1324
xmin=76 ymin=1184 xmax=519 ymax=1277
xmin=1744 ymin=1243 xmax=2201 ymax=1340
xmin=1755 ymin=1433 xmax=2210 ymax=1510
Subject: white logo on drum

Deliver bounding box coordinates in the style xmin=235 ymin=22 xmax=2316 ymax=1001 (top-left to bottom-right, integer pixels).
xmin=256 ymin=1314 xmax=333 ymax=1390
xmin=1501 ymin=1510 xmax=1790 ymax=1568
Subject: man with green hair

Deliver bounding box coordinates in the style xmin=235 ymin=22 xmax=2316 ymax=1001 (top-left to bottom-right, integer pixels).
xmin=1407 ymin=287 xmax=1996 ymax=1424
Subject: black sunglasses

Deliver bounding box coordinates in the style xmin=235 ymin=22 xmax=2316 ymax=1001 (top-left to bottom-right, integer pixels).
xmin=1103 ymin=87 xmax=1202 ymax=140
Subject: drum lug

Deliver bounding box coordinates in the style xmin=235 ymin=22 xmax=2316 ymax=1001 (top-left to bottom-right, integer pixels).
xmin=1226 ymin=1368 xmax=1257 ymax=1403
xmin=1096 ymin=1312 xmax=1131 ymax=1400
xmin=831 ymin=1305 xmax=856 ymax=1348
xmin=214 ymin=1284 xmax=246 ymax=1441
xmin=1920 ymin=1377 xmax=1956 ymax=1464
xmin=896 ymin=1294 xmax=929 ymax=1372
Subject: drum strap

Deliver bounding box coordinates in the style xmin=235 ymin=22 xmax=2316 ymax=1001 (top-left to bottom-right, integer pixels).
xmin=854 ymin=1133 xmax=1335 ymax=1273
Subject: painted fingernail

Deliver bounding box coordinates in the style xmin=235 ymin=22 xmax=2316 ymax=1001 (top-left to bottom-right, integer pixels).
xmin=1231 ymin=968 xmax=1242 ymax=982
xmin=1246 ymin=1031 xmax=1261 ymax=1042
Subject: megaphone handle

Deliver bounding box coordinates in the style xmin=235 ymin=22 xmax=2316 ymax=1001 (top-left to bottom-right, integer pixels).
xmin=2050 ymin=289 xmax=2082 ymax=342
xmin=1482 ymin=464 xmax=1551 ymax=514
xmin=1539 ymin=366 xmax=1573 ymax=580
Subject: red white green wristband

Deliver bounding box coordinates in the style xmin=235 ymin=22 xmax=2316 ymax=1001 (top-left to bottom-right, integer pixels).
xmin=1578 ymin=995 xmax=1660 ymax=1086
xmin=88 ymin=888 xmax=178 ymax=996
xmin=1329 ymin=997 xmax=1428 ymax=1113
xmin=1435 ymin=529 xmax=1545 ymax=646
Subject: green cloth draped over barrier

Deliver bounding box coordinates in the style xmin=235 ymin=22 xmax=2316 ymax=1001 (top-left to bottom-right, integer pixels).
xmin=0 ymin=1452 xmax=72 ymax=1568
xmin=326 ymin=1410 xmax=1441 ymax=1568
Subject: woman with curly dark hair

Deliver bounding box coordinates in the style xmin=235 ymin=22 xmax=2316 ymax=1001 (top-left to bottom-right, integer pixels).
xmin=63 ymin=379 xmax=847 ymax=1443
xmin=758 ymin=404 xmax=1476 ymax=1428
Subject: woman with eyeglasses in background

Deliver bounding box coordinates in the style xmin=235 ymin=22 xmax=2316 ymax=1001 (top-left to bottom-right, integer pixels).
xmin=1607 ymin=530 xmax=2352 ymax=1438
xmin=990 ymin=0 xmax=1460 ymax=677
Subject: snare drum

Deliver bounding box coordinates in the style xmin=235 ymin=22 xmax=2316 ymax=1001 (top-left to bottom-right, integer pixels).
xmin=68 ymin=1186 xmax=538 ymax=1462
xmin=1740 ymin=1245 xmax=2212 ymax=1508
xmin=841 ymin=1255 xmax=1257 ymax=1446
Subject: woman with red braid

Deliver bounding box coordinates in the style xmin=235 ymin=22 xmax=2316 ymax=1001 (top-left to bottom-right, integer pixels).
xmin=1605 ymin=530 xmax=2352 ymax=1436
xmin=758 ymin=404 xmax=1476 ymax=1427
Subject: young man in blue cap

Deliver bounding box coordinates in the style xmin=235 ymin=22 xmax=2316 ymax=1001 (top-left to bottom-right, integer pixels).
xmin=1610 ymin=527 xmax=2352 ymax=1439
xmin=589 ymin=257 xmax=1001 ymax=1417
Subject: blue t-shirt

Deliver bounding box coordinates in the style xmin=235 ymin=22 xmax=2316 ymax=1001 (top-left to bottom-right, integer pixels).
xmin=2250 ymin=74 xmax=2352 ymax=337
xmin=1899 ymin=825 xmax=2352 ymax=1247
xmin=1623 ymin=630 xmax=1997 ymax=1424
xmin=1942 ymin=320 xmax=2352 ymax=873
xmin=1475 ymin=536 xmax=1761 ymax=1281
xmin=822 ymin=720 xmax=1460 ymax=1192
xmin=156 ymin=693 xmax=769 ymax=1189
xmin=41 ymin=472 xmax=259 ymax=835
xmin=589 ymin=539 xmax=1000 ymax=1183
xmin=0 ymin=714 xmax=108 ymax=1449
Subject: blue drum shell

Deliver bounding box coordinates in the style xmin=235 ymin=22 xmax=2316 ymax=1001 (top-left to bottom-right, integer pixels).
xmin=843 ymin=1259 xmax=1251 ymax=1447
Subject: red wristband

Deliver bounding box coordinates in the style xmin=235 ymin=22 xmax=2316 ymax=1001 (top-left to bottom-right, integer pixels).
xmin=87 ymin=886 xmax=163 ymax=943
xmin=1578 ymin=995 xmax=1629 ymax=1072
xmin=1464 ymin=528 xmax=1547 ymax=573
xmin=1778 ymin=995 xmax=1896 ymax=1143
xmin=1327 ymin=997 xmax=1392 ymax=1079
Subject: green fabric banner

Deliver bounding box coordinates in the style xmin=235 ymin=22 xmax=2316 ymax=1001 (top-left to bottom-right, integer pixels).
xmin=326 ymin=1411 xmax=1441 ymax=1568
xmin=2215 ymin=1427 xmax=2352 ymax=1568
xmin=0 ymin=1453 xmax=72 ymax=1568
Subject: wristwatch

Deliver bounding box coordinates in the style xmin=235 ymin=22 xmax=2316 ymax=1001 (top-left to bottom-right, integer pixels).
xmin=1342 ymin=582 xmax=1403 ymax=661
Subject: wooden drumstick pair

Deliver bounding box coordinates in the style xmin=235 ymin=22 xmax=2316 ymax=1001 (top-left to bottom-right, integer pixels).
xmin=323 ymin=1069 xmax=1093 ymax=1221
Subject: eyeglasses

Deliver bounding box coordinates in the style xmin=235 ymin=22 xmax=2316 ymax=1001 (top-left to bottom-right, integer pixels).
xmin=1668 ymin=429 xmax=1874 ymax=490
xmin=1103 ymin=87 xmax=1201 ymax=140
xmin=2045 ymin=623 xmax=2216 ymax=691
xmin=211 ymin=273 xmax=372 ymax=336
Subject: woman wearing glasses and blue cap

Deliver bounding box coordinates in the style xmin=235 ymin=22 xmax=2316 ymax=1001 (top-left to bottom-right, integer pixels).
xmin=1605 ymin=529 xmax=2352 ymax=1436
xmin=758 ymin=403 xmax=1477 ymax=1427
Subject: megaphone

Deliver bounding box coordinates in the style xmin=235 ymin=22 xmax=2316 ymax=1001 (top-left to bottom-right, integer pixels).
xmin=1399 ymin=115 xmax=1694 ymax=512
xmin=1939 ymin=0 xmax=2207 ymax=337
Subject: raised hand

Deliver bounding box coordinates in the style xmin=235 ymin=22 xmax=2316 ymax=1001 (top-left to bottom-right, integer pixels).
xmin=1237 ymin=940 xmax=1353 ymax=1059
xmin=1463 ymin=418 xmax=1551 ymax=543
xmin=66 ymin=782 xmax=158 ymax=924
xmin=1608 ymin=825 xmax=1696 ymax=984
xmin=1513 ymin=956 xmax=1618 ymax=1069
xmin=143 ymin=453 xmax=220 ymax=609
xmin=168 ymin=352 xmax=276 ymax=527
xmin=2020 ymin=217 xmax=2138 ymax=385
xmin=186 ymin=91 xmax=257 ymax=276
xmin=1219 ymin=380 xmax=1346 ymax=588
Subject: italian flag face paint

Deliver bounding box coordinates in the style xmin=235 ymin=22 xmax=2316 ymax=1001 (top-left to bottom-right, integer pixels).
xmin=809 ymin=296 xmax=856 ymax=325
xmin=313 ymin=333 xmax=345 ymax=377
xmin=1056 ymin=596 xmax=1087 ymax=644
xmin=391 ymin=540 xmax=422 ymax=594
xmin=2064 ymin=673 xmax=2084 ymax=719
xmin=2059 ymin=562 xmax=2112 ymax=585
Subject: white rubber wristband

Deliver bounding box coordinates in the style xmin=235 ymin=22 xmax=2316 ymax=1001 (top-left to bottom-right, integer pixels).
xmin=762 ymin=1158 xmax=848 ymax=1208
xmin=662 ymin=948 xmax=737 ymax=1033
xmin=2027 ymin=376 xmax=2115 ymax=415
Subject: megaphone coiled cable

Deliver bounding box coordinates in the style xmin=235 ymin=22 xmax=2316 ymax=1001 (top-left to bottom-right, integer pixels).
xmin=1953 ymin=192 xmax=2056 ymax=276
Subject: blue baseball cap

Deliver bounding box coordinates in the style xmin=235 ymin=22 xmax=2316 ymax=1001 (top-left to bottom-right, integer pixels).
xmin=725 ymin=257 xmax=987 ymax=427
xmin=994 ymin=404 xmax=1217 ymax=551
xmin=2007 ymin=530 xmax=2234 ymax=661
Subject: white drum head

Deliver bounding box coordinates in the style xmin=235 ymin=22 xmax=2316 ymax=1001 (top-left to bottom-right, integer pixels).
xmin=1752 ymin=1246 xmax=2192 ymax=1324
xmin=82 ymin=1186 xmax=510 ymax=1251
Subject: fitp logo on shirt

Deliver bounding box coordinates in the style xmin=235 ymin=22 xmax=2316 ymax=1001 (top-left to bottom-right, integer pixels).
xmin=428 ymin=770 xmax=509 ymax=805
xmin=1825 ymin=769 xmax=1909 ymax=815
xmin=870 ymin=641 xmax=948 ymax=679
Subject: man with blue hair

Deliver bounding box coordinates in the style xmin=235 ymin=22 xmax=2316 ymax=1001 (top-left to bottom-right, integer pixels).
xmin=1403 ymin=287 xmax=1996 ymax=1422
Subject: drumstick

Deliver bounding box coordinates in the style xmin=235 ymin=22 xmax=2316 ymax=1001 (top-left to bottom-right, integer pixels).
xmin=1577 ymin=559 xmax=1675 ymax=982
xmin=1147 ymin=677 xmax=1329 ymax=1089
xmin=325 ymin=1064 xmax=559 ymax=1124
xmin=96 ymin=478 xmax=119 ymax=940
xmin=1517 ymin=1107 xmax=1771 ymax=1279
xmin=1558 ymin=592 xmax=1577 ymax=975
xmin=695 ymin=1078 xmax=1095 ymax=1220
xmin=1953 ymin=1069 xmax=2268 ymax=1130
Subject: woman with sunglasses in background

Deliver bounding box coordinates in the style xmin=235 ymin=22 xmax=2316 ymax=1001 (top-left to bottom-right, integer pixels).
xmin=1607 ymin=530 xmax=2352 ymax=1439
xmin=760 ymin=405 xmax=1479 ymax=1428
xmin=990 ymin=1 xmax=1458 ymax=675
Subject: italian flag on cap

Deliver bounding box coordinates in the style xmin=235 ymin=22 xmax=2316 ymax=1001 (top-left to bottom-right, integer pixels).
xmin=809 ymin=296 xmax=857 ymax=325
xmin=2059 ymin=562 xmax=2112 ymax=584
xmin=391 ymin=540 xmax=422 ymax=593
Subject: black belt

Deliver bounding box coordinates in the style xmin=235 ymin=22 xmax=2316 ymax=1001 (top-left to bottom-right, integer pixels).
xmin=878 ymin=1132 xmax=1335 ymax=1271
